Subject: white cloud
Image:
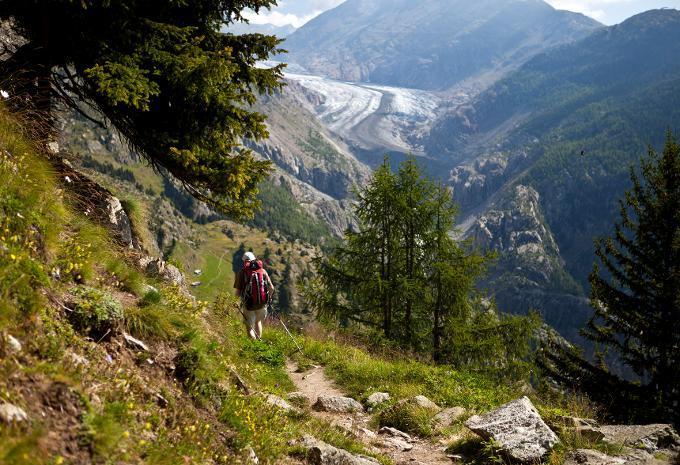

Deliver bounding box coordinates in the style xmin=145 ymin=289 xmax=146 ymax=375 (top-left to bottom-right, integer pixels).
xmin=243 ymin=9 xmax=324 ymax=28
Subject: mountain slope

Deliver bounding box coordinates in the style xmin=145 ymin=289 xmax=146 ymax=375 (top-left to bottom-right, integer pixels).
xmin=433 ymin=9 xmax=680 ymax=337
xmin=284 ymin=0 xmax=601 ymax=90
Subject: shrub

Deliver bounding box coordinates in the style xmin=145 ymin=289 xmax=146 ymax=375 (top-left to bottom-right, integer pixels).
xmin=68 ymin=286 xmax=123 ymax=339
xmin=378 ymin=400 xmax=435 ymax=437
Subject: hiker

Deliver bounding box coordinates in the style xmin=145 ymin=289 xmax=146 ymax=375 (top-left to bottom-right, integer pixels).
xmin=234 ymin=251 xmax=275 ymax=340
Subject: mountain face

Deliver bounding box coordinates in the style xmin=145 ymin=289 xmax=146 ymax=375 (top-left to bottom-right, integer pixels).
xmin=284 ymin=0 xmax=601 ymax=90
xmin=431 ymin=9 xmax=680 ymax=336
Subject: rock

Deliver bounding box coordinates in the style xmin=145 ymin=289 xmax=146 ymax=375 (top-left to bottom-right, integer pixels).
xmin=412 ymin=395 xmax=439 ymax=411
xmin=573 ymin=426 xmax=606 ymax=442
xmin=313 ymin=395 xmax=364 ymax=413
xmin=564 ymin=449 xmax=626 ymax=465
xmin=298 ymin=435 xmax=380 ymax=465
xmin=381 ymin=436 xmax=414 ymax=452
xmin=141 ymin=256 xmax=186 ymax=287
xmin=465 ymin=396 xmax=559 ymax=462
xmin=6 ymin=334 xmax=21 ymax=353
xmin=162 ymin=264 xmax=185 ymax=287
xmin=0 ymin=403 xmax=28 ymax=424
xmin=379 ymin=426 xmax=412 ymax=442
xmin=106 ymin=196 xmax=135 ymax=249
xmin=265 ymin=394 xmax=295 ymax=413
xmin=246 ymin=446 xmax=259 ymax=465
xmin=288 ymin=391 xmax=310 ymax=405
xmin=621 ymin=449 xmax=668 ymax=465
xmin=598 ymin=424 xmax=680 ymax=452
xmin=433 ymin=407 xmax=467 ymax=428
xmin=123 ymin=332 xmax=149 ymax=352
xmin=366 ymin=392 xmax=390 ymax=409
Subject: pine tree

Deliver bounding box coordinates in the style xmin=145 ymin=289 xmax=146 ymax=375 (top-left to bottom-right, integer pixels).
xmin=0 ymin=1 xmax=284 ymax=217
xmin=540 ymin=132 xmax=680 ymax=423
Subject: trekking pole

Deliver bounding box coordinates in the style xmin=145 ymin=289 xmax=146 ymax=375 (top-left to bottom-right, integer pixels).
xmin=269 ymin=303 xmax=303 ymax=355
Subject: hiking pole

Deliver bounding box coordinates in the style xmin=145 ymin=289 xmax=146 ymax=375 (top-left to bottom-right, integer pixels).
xmin=269 ymin=303 xmax=303 ymax=355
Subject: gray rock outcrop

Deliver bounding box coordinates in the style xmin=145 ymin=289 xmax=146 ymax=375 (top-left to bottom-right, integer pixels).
xmin=564 ymin=449 xmax=626 ymax=465
xmin=465 ymin=396 xmax=559 ymax=462
xmin=265 ymin=394 xmax=296 ymax=413
xmin=298 ymin=435 xmax=380 ymax=465
xmin=598 ymin=424 xmax=680 ymax=452
xmin=313 ymin=395 xmax=364 ymax=413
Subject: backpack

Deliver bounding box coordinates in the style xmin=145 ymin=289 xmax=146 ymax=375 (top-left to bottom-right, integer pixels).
xmin=242 ymin=259 xmax=269 ymax=310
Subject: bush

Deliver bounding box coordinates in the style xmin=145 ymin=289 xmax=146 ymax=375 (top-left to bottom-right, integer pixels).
xmin=68 ymin=286 xmax=123 ymax=339
xmin=378 ymin=399 xmax=435 ymax=437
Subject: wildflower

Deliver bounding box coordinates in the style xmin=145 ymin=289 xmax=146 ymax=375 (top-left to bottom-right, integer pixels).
xmin=0 ymin=90 xmax=9 ymax=99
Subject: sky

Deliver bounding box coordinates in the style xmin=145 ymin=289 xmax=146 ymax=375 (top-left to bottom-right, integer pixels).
xmin=243 ymin=0 xmax=680 ymax=28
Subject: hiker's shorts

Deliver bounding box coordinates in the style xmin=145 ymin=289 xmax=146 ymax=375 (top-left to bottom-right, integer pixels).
xmin=244 ymin=306 xmax=267 ymax=330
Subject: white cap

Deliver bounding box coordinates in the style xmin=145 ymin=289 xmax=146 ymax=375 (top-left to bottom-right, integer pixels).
xmin=243 ymin=251 xmax=256 ymax=261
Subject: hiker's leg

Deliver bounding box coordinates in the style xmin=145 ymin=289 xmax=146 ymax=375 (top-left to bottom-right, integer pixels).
xmin=245 ymin=311 xmax=257 ymax=340
xmin=254 ymin=307 xmax=266 ymax=339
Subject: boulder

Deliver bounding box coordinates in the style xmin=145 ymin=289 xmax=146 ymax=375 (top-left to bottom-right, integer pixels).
xmin=0 ymin=403 xmax=28 ymax=424
xmin=433 ymin=407 xmax=467 ymax=429
xmin=598 ymin=424 xmax=680 ymax=452
xmin=313 ymin=395 xmax=363 ymax=413
xmin=465 ymin=396 xmax=559 ymax=462
xmin=298 ymin=435 xmax=380 ymax=465
xmin=564 ymin=449 xmax=626 ymax=465
xmin=366 ymin=392 xmax=390 ymax=409
xmin=412 ymin=395 xmax=439 ymax=411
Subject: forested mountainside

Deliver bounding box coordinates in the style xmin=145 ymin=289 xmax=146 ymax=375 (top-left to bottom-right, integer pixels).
xmin=427 ymin=9 xmax=680 ymax=340
xmin=284 ymin=0 xmax=601 ymax=90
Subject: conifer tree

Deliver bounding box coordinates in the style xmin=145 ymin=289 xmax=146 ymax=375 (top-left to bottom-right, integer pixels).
xmin=540 ymin=132 xmax=680 ymax=423
xmin=0 ymin=1 xmax=284 ymax=217
xmin=307 ymin=158 xmax=539 ymax=370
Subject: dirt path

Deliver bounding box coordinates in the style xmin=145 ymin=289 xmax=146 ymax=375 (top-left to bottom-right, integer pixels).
xmin=286 ymin=361 xmax=455 ymax=465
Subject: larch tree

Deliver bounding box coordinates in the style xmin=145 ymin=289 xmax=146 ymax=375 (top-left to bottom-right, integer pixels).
xmin=0 ymin=0 xmax=285 ymax=217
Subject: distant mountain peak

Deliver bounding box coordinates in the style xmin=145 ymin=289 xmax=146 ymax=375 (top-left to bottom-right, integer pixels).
xmin=284 ymin=0 xmax=601 ymax=90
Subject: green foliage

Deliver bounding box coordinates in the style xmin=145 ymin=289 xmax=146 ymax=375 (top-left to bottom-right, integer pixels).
xmin=378 ymin=400 xmax=435 ymax=437
xmin=240 ymin=338 xmax=285 ymax=367
xmin=80 ymin=401 xmax=130 ymax=459
xmin=540 ymin=133 xmax=680 ymax=424
xmin=308 ymin=157 xmax=539 ymax=375
xmin=68 ymin=286 xmax=124 ymax=338
xmin=2 ymin=0 xmax=285 ymax=217
xmin=249 ymin=180 xmax=334 ymax=246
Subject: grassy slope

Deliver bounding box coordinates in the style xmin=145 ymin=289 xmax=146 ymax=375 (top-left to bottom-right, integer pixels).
xmin=0 ymin=107 xmax=623 ymax=465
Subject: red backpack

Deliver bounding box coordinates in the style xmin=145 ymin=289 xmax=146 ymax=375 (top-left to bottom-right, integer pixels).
xmin=243 ymin=259 xmax=269 ymax=310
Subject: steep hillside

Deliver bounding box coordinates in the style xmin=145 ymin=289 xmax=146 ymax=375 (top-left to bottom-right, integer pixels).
xmin=284 ymin=0 xmax=600 ymax=90
xmin=431 ymin=9 xmax=680 ymax=337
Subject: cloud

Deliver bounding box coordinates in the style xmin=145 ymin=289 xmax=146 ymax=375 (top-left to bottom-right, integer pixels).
xmin=243 ymin=9 xmax=323 ymax=28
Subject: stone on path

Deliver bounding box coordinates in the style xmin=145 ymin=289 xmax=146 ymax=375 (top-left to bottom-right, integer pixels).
xmin=299 ymin=435 xmax=380 ymax=465
xmin=598 ymin=424 xmax=680 ymax=452
xmin=313 ymin=395 xmax=364 ymax=413
xmin=465 ymin=396 xmax=559 ymax=462
xmin=366 ymin=392 xmax=390 ymax=409
xmin=433 ymin=407 xmax=466 ymax=429
xmin=0 ymin=403 xmax=28 ymax=424
xmin=378 ymin=426 xmax=414 ymax=452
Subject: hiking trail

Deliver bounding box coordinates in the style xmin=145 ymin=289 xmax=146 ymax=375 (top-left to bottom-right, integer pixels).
xmin=285 ymin=360 xmax=457 ymax=465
